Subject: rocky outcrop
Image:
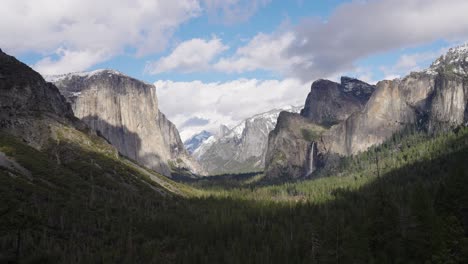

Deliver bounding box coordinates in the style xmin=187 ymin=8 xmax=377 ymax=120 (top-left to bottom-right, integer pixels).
xmin=325 ymin=45 xmax=468 ymax=155
xmin=195 ymin=106 xmax=302 ymax=175
xmin=0 ymin=50 xmax=77 ymax=149
xmin=324 ymin=72 xmax=435 ymax=155
xmin=265 ymin=78 xmax=375 ymax=179
xmin=47 ymin=70 xmax=202 ymax=177
xmin=264 ymin=112 xmax=326 ymax=179
xmin=301 ymin=77 xmax=375 ymax=126
xmin=265 ymin=44 xmax=468 ymax=179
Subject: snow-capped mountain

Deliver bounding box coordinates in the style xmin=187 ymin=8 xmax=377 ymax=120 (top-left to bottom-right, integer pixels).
xmin=194 ymin=105 xmax=303 ymax=175
xmin=44 ymin=69 xmax=126 ymax=83
xmin=192 ymin=135 xmax=217 ymax=160
xmin=184 ymin=130 xmax=213 ymax=154
xmin=425 ymin=43 xmax=468 ymax=75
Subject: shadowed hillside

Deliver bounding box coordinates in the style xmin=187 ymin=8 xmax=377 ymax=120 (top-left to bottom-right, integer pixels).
xmin=1 ymin=124 xmax=467 ymax=263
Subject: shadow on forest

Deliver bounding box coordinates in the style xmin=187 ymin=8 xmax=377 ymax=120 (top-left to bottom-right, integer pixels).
xmin=172 ymin=170 xmax=262 ymax=183
xmin=1 ymin=128 xmax=468 ymax=263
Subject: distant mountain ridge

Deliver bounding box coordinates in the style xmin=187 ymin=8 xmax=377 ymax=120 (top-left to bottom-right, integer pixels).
xmin=194 ymin=105 xmax=302 ymax=175
xmin=184 ymin=130 xmax=213 ymax=154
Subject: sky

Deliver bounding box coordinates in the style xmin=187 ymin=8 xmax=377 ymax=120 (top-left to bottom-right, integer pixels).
xmin=2 ymin=0 xmax=468 ymax=140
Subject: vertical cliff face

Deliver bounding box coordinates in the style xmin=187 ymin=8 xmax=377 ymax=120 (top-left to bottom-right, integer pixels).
xmin=265 ymin=44 xmax=468 ymax=179
xmin=264 ymin=77 xmax=375 ymax=179
xmin=324 ymin=72 xmax=435 ymax=155
xmin=195 ymin=106 xmax=302 ymax=175
xmin=0 ymin=50 xmax=77 ymax=148
xmin=325 ymin=45 xmax=468 ymax=156
xmin=264 ymin=112 xmax=326 ymax=179
xmin=47 ymin=70 xmax=202 ymax=177
xmin=428 ymin=74 xmax=468 ymax=131
xmin=301 ymin=77 xmax=375 ymax=126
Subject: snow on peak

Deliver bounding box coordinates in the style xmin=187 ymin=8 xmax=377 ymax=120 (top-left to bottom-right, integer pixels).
xmin=187 ymin=106 xmax=303 ymax=158
xmin=192 ymin=135 xmax=216 ymax=159
xmin=425 ymin=43 xmax=468 ymax=75
xmin=184 ymin=130 xmax=213 ymax=154
xmin=44 ymin=69 xmax=124 ymax=83
xmin=223 ymin=105 xmax=302 ymax=140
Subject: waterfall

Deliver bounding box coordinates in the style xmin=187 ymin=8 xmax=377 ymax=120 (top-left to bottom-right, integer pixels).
xmin=307 ymin=142 xmax=315 ymax=176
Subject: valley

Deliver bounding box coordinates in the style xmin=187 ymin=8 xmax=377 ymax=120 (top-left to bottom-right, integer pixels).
xmin=1 ymin=34 xmax=468 ymax=263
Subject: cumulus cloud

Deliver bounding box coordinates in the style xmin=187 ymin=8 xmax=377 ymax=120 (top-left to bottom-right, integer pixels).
xmin=155 ymin=78 xmax=308 ymax=140
xmin=34 ymin=48 xmax=111 ymax=75
xmin=146 ymin=0 xmax=468 ymax=82
xmin=181 ymin=117 xmax=211 ymax=129
xmin=188 ymin=0 xmax=468 ymax=81
xmin=213 ymin=32 xmax=302 ymax=75
xmin=379 ymin=47 xmax=449 ymax=80
xmin=287 ymin=0 xmax=468 ymax=80
xmin=202 ymin=0 xmax=271 ymax=24
xmin=0 ymin=0 xmax=201 ymax=74
xmin=145 ymin=37 xmax=228 ymax=74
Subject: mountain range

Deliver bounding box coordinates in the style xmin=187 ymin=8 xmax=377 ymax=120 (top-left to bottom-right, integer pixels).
xmin=187 ymin=106 xmax=302 ymax=175
xmin=1 ymin=44 xmax=467 ymax=263
xmin=265 ymin=44 xmax=468 ymax=179
xmin=184 ymin=130 xmax=213 ymax=155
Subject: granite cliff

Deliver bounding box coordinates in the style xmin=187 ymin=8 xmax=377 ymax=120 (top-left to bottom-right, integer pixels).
xmin=301 ymin=77 xmax=375 ymax=126
xmin=265 ymin=44 xmax=468 ymax=179
xmin=325 ymin=45 xmax=468 ymax=156
xmin=265 ymin=77 xmax=375 ymax=179
xmin=47 ymin=70 xmax=203 ymax=177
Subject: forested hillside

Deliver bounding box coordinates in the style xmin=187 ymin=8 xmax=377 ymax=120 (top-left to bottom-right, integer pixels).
xmin=2 ymin=125 xmax=467 ymax=263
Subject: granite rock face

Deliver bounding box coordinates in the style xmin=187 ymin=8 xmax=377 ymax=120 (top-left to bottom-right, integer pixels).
xmin=265 ymin=78 xmax=375 ymax=179
xmin=428 ymin=74 xmax=468 ymax=131
xmin=301 ymin=77 xmax=375 ymax=126
xmin=265 ymin=44 xmax=468 ymax=179
xmin=0 ymin=50 xmax=77 ymax=149
xmin=324 ymin=72 xmax=435 ymax=155
xmin=325 ymin=44 xmax=468 ymax=155
xmin=195 ymin=106 xmax=302 ymax=175
xmin=48 ymin=70 xmax=203 ymax=177
xmin=264 ymin=112 xmax=326 ymax=179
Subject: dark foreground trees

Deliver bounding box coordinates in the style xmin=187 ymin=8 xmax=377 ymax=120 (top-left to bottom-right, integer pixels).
xmin=1 ymin=127 xmax=468 ymax=263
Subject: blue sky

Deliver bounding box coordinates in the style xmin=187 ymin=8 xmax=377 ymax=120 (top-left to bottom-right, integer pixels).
xmin=2 ymin=0 xmax=468 ymax=139
xmin=14 ymin=0 xmax=348 ymax=83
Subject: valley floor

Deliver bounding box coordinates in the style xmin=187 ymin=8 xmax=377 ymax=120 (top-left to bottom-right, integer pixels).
xmin=1 ymin=126 xmax=468 ymax=263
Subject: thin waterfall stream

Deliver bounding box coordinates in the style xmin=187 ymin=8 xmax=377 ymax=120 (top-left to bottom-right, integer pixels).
xmin=307 ymin=142 xmax=315 ymax=176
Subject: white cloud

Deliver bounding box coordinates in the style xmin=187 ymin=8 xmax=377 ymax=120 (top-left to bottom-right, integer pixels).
xmin=155 ymin=78 xmax=308 ymax=140
xmin=202 ymin=0 xmax=271 ymax=24
xmin=213 ymin=32 xmax=303 ymax=75
xmin=148 ymin=0 xmax=468 ymax=83
xmin=379 ymin=46 xmax=452 ymax=80
xmin=0 ymin=0 xmax=201 ymax=74
xmin=187 ymin=0 xmax=468 ymax=81
xmin=146 ymin=37 xmax=228 ymax=74
xmin=34 ymin=48 xmax=110 ymax=75
xmin=287 ymin=0 xmax=468 ymax=80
